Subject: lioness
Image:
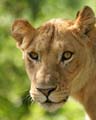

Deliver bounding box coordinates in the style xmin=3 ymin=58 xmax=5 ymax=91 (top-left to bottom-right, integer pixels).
xmin=12 ymin=6 xmax=96 ymax=120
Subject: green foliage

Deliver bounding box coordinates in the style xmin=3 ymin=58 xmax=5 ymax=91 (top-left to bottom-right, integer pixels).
xmin=0 ymin=0 xmax=96 ymax=120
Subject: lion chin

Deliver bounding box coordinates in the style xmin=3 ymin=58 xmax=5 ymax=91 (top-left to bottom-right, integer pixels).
xmin=40 ymin=102 xmax=64 ymax=112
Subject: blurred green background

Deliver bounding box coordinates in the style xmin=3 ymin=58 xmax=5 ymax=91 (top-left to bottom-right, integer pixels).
xmin=0 ymin=0 xmax=96 ymax=120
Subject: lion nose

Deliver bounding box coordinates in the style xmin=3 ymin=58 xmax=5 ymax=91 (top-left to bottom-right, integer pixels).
xmin=37 ymin=87 xmax=56 ymax=96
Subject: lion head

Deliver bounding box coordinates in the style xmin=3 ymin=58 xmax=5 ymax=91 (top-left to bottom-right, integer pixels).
xmin=12 ymin=6 xmax=95 ymax=112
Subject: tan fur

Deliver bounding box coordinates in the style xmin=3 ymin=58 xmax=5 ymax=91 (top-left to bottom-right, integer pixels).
xmin=12 ymin=6 xmax=96 ymax=120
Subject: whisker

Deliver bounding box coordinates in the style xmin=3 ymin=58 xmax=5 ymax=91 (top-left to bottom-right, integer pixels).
xmin=21 ymin=90 xmax=33 ymax=106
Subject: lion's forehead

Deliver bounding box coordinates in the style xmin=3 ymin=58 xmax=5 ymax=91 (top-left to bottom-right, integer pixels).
xmin=29 ymin=21 xmax=77 ymax=53
xmin=27 ymin=19 xmax=84 ymax=54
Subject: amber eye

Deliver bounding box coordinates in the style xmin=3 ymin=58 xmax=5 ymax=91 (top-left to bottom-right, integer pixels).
xmin=28 ymin=52 xmax=39 ymax=61
xmin=61 ymin=51 xmax=73 ymax=62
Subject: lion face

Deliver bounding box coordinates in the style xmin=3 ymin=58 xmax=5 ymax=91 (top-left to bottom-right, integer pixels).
xmin=24 ymin=21 xmax=89 ymax=112
xmin=12 ymin=6 xmax=95 ymax=112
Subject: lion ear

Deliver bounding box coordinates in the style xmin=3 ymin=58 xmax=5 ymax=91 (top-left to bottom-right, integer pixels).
xmin=12 ymin=19 xmax=35 ymax=50
xmin=75 ymin=6 xmax=95 ymax=34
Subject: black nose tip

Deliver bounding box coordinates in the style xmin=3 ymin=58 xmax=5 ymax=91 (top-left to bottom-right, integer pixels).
xmin=37 ymin=87 xmax=56 ymax=96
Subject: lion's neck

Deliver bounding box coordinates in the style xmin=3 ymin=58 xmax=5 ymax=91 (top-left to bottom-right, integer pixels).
xmin=72 ymin=73 xmax=96 ymax=120
xmin=72 ymin=53 xmax=96 ymax=120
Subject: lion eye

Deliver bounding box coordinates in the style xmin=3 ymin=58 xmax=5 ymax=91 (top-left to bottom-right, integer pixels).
xmin=28 ymin=52 xmax=39 ymax=61
xmin=61 ymin=51 xmax=73 ymax=62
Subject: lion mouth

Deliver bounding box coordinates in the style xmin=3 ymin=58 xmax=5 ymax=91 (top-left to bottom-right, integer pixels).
xmin=39 ymin=96 xmax=69 ymax=112
xmin=31 ymin=94 xmax=69 ymax=112
xmin=41 ymin=96 xmax=69 ymax=105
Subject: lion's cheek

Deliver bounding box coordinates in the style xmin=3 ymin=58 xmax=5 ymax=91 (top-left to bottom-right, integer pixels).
xmin=64 ymin=60 xmax=81 ymax=80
